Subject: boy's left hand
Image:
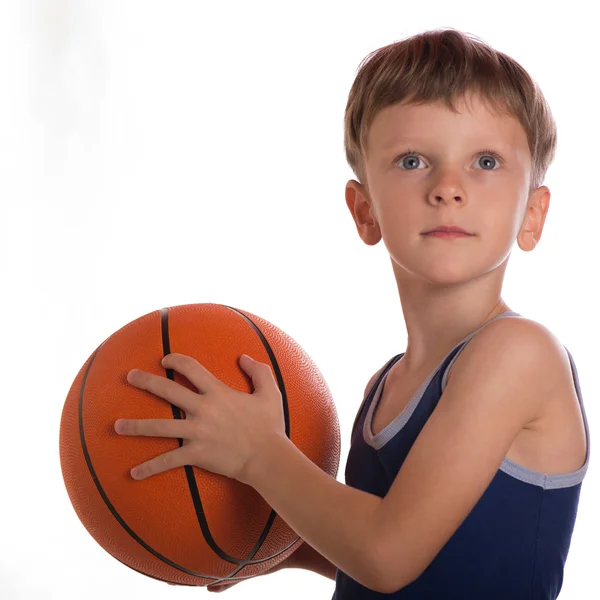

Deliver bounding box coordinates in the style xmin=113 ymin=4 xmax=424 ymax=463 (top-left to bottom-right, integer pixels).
xmin=114 ymin=353 xmax=286 ymax=486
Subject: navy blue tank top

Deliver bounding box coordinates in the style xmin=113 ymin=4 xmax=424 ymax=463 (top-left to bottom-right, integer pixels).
xmin=332 ymin=311 xmax=591 ymax=599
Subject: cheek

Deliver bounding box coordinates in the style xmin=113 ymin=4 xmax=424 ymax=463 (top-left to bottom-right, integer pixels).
xmin=483 ymin=209 xmax=522 ymax=241
xmin=377 ymin=217 xmax=419 ymax=253
xmin=376 ymin=198 xmax=421 ymax=233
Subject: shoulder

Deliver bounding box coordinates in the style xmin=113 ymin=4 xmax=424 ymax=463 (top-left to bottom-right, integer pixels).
xmin=449 ymin=316 xmax=570 ymax=423
xmin=465 ymin=315 xmax=566 ymax=363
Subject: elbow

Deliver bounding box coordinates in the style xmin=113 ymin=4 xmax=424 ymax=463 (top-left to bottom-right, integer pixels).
xmin=374 ymin=569 xmax=417 ymax=595
xmin=366 ymin=546 xmax=395 ymax=594
xmin=368 ymin=540 xmax=419 ymax=594
xmin=375 ymin=576 xmax=404 ymax=596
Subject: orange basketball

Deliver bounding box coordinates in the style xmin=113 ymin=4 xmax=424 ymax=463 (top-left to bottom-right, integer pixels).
xmin=59 ymin=303 xmax=340 ymax=587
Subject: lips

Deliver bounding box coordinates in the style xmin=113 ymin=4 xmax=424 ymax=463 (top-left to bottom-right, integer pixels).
xmin=423 ymin=226 xmax=473 ymax=235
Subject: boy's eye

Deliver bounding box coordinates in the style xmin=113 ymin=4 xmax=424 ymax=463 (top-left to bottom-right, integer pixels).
xmin=395 ymin=151 xmax=502 ymax=171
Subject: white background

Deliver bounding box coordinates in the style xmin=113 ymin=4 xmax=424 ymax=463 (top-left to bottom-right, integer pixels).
xmin=1 ymin=1 xmax=597 ymax=598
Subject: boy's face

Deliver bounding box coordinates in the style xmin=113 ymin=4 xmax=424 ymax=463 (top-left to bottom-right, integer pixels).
xmin=346 ymin=93 xmax=549 ymax=282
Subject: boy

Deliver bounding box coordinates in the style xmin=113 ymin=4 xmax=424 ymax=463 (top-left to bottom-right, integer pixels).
xmin=215 ymin=27 xmax=590 ymax=598
xmin=308 ymin=27 xmax=587 ymax=599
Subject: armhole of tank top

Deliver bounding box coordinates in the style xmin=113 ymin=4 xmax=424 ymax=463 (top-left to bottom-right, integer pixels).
xmin=350 ymin=355 xmax=400 ymax=440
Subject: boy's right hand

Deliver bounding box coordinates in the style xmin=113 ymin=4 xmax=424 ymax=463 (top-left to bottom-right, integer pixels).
xmin=206 ymin=551 xmax=298 ymax=593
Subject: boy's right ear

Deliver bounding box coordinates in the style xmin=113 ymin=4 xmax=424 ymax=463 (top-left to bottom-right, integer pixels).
xmin=345 ymin=180 xmax=382 ymax=246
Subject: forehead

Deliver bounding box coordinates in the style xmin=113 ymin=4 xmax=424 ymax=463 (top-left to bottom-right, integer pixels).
xmin=367 ymin=94 xmax=528 ymax=156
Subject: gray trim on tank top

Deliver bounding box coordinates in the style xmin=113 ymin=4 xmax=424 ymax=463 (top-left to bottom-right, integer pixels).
xmin=363 ymin=310 xmax=591 ymax=489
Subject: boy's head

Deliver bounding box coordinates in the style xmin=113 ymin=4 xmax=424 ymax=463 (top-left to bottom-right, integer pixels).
xmin=343 ymin=28 xmax=554 ymax=261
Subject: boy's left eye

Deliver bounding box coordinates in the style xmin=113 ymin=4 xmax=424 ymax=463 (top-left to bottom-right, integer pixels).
xmin=475 ymin=152 xmax=503 ymax=170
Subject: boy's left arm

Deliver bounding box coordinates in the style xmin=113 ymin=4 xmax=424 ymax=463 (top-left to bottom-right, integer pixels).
xmin=246 ymin=318 xmax=557 ymax=594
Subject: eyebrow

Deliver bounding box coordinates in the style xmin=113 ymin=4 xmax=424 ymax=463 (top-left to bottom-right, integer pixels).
xmin=380 ymin=140 xmax=512 ymax=154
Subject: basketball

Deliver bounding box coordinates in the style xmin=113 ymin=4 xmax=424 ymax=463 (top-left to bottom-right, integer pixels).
xmin=59 ymin=303 xmax=341 ymax=587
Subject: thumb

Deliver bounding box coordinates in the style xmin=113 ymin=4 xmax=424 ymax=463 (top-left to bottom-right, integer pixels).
xmin=240 ymin=354 xmax=260 ymax=388
xmin=240 ymin=354 xmax=280 ymax=397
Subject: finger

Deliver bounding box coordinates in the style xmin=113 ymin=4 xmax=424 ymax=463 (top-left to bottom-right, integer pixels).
xmin=208 ymin=583 xmax=233 ymax=592
xmin=130 ymin=444 xmax=191 ymax=480
xmin=114 ymin=417 xmax=192 ymax=439
xmin=161 ymin=353 xmax=220 ymax=394
xmin=127 ymin=368 xmax=200 ymax=413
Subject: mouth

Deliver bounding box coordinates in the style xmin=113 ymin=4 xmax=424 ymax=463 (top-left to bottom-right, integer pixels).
xmin=422 ymin=231 xmax=474 ymax=238
xmin=422 ymin=227 xmax=473 ymax=235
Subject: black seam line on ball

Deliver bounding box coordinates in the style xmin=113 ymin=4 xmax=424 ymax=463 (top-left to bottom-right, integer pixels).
xmin=162 ymin=305 xmax=300 ymax=580
xmin=77 ymin=309 xmax=298 ymax=584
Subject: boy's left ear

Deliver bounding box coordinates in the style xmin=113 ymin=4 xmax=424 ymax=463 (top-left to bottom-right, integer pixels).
xmin=518 ymin=186 xmax=550 ymax=251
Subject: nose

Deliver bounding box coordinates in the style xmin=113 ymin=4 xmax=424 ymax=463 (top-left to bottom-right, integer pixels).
xmin=429 ymin=172 xmax=466 ymax=205
xmin=433 ymin=194 xmax=463 ymax=203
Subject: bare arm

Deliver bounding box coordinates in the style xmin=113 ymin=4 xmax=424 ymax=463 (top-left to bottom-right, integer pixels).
xmin=287 ymin=367 xmax=386 ymax=582
xmin=280 ymin=368 xmax=387 ymax=583
xmin=290 ymin=541 xmax=338 ymax=581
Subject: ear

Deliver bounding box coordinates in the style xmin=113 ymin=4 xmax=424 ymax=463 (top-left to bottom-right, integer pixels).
xmin=345 ymin=180 xmax=382 ymax=246
xmin=517 ymin=186 xmax=550 ymax=251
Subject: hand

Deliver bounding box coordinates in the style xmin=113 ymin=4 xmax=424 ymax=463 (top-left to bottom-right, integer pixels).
xmin=206 ymin=551 xmax=298 ymax=593
xmin=114 ymin=353 xmax=286 ymax=485
xmin=165 ymin=551 xmax=298 ymax=591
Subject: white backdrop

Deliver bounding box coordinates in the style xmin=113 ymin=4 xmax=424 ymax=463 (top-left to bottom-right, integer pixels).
xmin=1 ymin=1 xmax=597 ymax=598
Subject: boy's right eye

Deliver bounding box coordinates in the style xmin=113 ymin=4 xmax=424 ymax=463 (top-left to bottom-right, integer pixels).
xmin=395 ymin=153 xmax=424 ymax=170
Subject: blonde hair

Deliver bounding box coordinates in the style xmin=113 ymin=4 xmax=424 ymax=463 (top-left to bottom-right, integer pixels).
xmin=344 ymin=28 xmax=557 ymax=194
